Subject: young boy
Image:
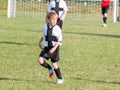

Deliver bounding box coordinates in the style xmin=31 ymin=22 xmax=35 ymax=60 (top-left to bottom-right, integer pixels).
xmin=38 ymin=11 xmax=64 ymax=84
xmin=47 ymin=0 xmax=68 ymax=29
xmin=101 ymin=0 xmax=110 ymax=27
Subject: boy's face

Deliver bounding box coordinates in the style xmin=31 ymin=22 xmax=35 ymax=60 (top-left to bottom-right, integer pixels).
xmin=49 ymin=17 xmax=57 ymax=27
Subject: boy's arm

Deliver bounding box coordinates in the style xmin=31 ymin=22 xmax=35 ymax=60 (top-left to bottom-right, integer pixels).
xmin=39 ymin=37 xmax=44 ymax=49
xmin=60 ymin=10 xmax=67 ymax=21
xmin=60 ymin=1 xmax=68 ymax=21
xmin=49 ymin=42 xmax=60 ymax=54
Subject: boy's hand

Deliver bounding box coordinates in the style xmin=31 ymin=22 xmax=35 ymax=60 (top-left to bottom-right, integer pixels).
xmin=49 ymin=47 xmax=56 ymax=54
xmin=49 ymin=42 xmax=60 ymax=54
xmin=60 ymin=17 xmax=64 ymax=21
xmin=39 ymin=37 xmax=44 ymax=49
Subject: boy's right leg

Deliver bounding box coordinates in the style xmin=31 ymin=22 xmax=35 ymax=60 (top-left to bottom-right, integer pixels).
xmin=38 ymin=57 xmax=54 ymax=78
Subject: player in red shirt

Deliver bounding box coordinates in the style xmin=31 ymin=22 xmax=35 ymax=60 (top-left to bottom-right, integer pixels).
xmin=101 ymin=0 xmax=110 ymax=27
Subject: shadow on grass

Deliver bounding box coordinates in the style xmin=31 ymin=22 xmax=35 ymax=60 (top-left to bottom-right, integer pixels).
xmin=0 ymin=77 xmax=55 ymax=84
xmin=0 ymin=78 xmax=35 ymax=82
xmin=73 ymin=77 xmax=120 ymax=85
xmin=0 ymin=77 xmax=35 ymax=82
xmin=64 ymin=32 xmax=120 ymax=38
xmin=0 ymin=41 xmax=30 ymax=45
xmin=0 ymin=77 xmax=54 ymax=84
xmin=25 ymin=29 xmax=40 ymax=33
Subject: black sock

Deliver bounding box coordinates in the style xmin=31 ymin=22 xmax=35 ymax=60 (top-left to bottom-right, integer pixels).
xmin=54 ymin=68 xmax=62 ymax=79
xmin=103 ymin=17 xmax=107 ymax=24
xmin=40 ymin=61 xmax=52 ymax=70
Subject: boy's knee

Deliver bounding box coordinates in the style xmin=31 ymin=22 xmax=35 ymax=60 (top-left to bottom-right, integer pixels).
xmin=52 ymin=62 xmax=58 ymax=69
xmin=38 ymin=57 xmax=44 ymax=64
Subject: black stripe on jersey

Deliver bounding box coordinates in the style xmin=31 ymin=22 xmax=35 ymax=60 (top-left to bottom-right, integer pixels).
xmin=51 ymin=1 xmax=63 ymax=15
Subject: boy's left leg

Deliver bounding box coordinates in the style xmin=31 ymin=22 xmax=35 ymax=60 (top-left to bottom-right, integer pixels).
xmin=54 ymin=67 xmax=62 ymax=79
xmin=52 ymin=62 xmax=64 ymax=84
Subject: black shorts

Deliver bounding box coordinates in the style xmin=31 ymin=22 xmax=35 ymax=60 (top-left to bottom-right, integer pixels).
xmin=39 ymin=46 xmax=60 ymax=62
xmin=102 ymin=5 xmax=109 ymax=15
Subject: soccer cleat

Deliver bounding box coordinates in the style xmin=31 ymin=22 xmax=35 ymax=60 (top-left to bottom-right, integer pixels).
xmin=55 ymin=78 xmax=64 ymax=85
xmin=49 ymin=67 xmax=54 ymax=78
xmin=102 ymin=23 xmax=107 ymax=27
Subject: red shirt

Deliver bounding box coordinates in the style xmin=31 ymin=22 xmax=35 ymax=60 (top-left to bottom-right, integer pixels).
xmin=101 ymin=0 xmax=110 ymax=7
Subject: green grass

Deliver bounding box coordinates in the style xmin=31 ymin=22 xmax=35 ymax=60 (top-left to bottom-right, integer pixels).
xmin=0 ymin=10 xmax=120 ymax=90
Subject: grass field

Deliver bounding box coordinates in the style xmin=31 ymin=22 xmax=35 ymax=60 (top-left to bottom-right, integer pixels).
xmin=0 ymin=10 xmax=120 ymax=90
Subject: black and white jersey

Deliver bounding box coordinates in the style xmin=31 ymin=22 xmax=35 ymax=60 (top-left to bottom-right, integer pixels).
xmin=48 ymin=0 xmax=68 ymax=18
xmin=42 ymin=24 xmax=62 ymax=47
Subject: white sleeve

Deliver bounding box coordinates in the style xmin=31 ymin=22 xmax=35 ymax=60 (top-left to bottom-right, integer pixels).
xmin=47 ymin=2 xmax=52 ymax=12
xmin=58 ymin=28 xmax=62 ymax=42
xmin=63 ymin=1 xmax=68 ymax=11
xmin=41 ymin=26 xmax=44 ymax=39
xmin=42 ymin=24 xmax=46 ymax=39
